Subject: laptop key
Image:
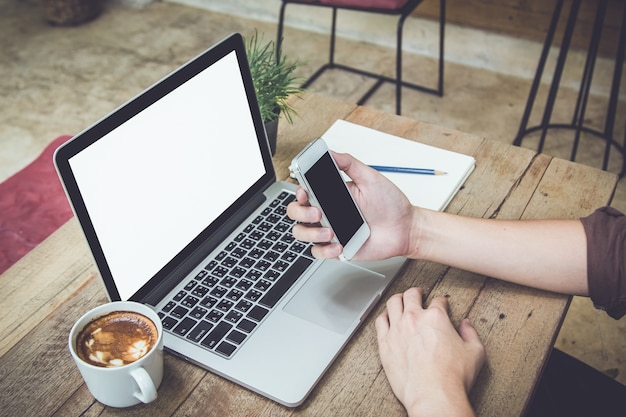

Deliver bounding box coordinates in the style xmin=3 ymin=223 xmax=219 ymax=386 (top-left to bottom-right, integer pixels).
xmin=162 ymin=316 xmax=178 ymax=330
xmin=210 ymin=286 xmax=227 ymax=298
xmin=216 ymin=341 xmax=237 ymax=357
xmin=282 ymin=194 xmax=295 ymax=204
xmin=190 ymin=306 xmax=208 ymax=320
xmin=272 ymin=260 xmax=289 ymax=273
xmin=194 ymin=270 xmax=208 ymax=280
xmin=171 ymin=305 xmax=189 ymax=319
xmin=200 ymin=296 xmax=217 ymax=308
xmin=162 ymin=301 xmax=176 ymax=312
xmin=254 ymin=279 xmax=271 ymax=291
xmin=245 ymin=289 xmax=262 ymax=302
xmin=192 ymin=285 xmax=209 ymax=298
xmin=247 ymin=305 xmax=269 ymax=322
xmin=259 ymin=256 xmax=313 ymax=308
xmin=245 ymin=269 xmax=262 ymax=281
xmin=226 ymin=289 xmax=244 ymax=301
xmin=202 ymin=276 xmax=219 ymax=288
xmin=225 ymin=310 xmax=243 ymax=323
xmin=264 ymin=269 xmax=281 ymax=281
xmin=173 ymin=317 xmax=197 ymax=336
xmin=231 ymin=266 xmax=246 ymax=278
xmin=254 ymin=260 xmax=271 ymax=271
xmin=231 ymin=247 xmax=247 ymax=259
xmin=201 ymin=321 xmax=233 ymax=349
xmin=237 ymin=318 xmax=257 ymax=333
xmin=257 ymin=239 xmax=273 ymax=250
xmin=235 ymin=279 xmax=253 ymax=291
xmin=187 ymin=320 xmax=213 ymax=343
xmin=240 ymin=257 xmax=256 ymax=268
xmin=207 ymin=309 xmax=224 ymax=323
xmin=235 ymin=299 xmax=253 ymax=312
xmin=182 ymin=295 xmax=199 ymax=308
xmin=212 ymin=266 xmax=228 ymax=278
xmin=220 ymin=277 xmax=237 ymax=288
xmin=226 ymin=330 xmax=246 ymax=345
xmin=216 ymin=299 xmax=234 ymax=312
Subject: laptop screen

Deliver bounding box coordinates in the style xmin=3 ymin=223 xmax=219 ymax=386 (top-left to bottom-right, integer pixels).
xmin=58 ymin=36 xmax=272 ymax=301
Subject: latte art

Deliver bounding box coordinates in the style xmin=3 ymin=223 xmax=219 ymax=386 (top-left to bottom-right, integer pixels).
xmin=76 ymin=310 xmax=158 ymax=368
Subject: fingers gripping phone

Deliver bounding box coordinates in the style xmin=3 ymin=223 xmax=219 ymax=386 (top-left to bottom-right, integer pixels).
xmin=289 ymin=138 xmax=370 ymax=260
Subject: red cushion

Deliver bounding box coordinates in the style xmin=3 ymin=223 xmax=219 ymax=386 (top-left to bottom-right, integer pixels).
xmin=319 ymin=0 xmax=411 ymax=10
xmin=0 ymin=136 xmax=74 ymax=274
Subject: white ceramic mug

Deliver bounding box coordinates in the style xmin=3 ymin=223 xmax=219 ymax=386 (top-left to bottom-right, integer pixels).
xmin=69 ymin=301 xmax=164 ymax=408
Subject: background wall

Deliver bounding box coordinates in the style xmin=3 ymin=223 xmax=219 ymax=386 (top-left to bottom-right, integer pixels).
xmin=416 ymin=0 xmax=622 ymax=57
xmin=167 ymin=0 xmax=619 ymax=96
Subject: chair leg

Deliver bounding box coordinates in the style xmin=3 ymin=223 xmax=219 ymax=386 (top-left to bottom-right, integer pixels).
xmin=570 ymin=0 xmax=605 ymax=163
xmin=514 ymin=0 xmax=564 ymax=147
xmin=329 ymin=7 xmax=337 ymax=67
xmin=536 ymin=0 xmax=580 ymax=154
xmin=438 ymin=0 xmax=445 ymax=96
xmin=396 ymin=13 xmax=407 ymax=114
xmin=603 ymin=0 xmax=626 ymax=175
xmin=276 ymin=1 xmax=288 ymax=63
xmin=395 ymin=0 xmax=445 ymax=115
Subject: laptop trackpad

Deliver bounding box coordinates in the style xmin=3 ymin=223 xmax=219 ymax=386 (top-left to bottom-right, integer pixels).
xmin=283 ymin=260 xmax=386 ymax=334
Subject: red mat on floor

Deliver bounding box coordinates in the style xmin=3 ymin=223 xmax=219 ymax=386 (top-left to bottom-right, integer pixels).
xmin=0 ymin=136 xmax=74 ymax=275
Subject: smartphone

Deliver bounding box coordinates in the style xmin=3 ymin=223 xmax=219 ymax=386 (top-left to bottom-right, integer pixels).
xmin=289 ymin=138 xmax=370 ymax=260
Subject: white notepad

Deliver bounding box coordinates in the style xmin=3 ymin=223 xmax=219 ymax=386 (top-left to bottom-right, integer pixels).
xmin=322 ymin=120 xmax=476 ymax=211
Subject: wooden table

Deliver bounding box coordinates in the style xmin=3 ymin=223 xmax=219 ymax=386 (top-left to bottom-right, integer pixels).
xmin=0 ymin=92 xmax=617 ymax=417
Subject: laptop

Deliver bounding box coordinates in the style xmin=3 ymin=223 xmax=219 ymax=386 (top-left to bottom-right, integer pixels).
xmin=54 ymin=33 xmax=405 ymax=407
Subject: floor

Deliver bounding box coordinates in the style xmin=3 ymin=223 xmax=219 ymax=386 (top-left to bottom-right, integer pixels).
xmin=2 ymin=0 xmax=624 ymax=387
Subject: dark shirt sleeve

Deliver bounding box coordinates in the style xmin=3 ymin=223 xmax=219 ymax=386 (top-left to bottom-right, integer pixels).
xmin=580 ymin=207 xmax=626 ymax=319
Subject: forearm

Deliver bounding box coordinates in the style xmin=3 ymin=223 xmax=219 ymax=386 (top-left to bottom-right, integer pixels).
xmin=410 ymin=208 xmax=589 ymax=295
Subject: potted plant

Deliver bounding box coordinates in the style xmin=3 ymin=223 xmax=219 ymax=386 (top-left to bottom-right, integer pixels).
xmin=245 ymin=31 xmax=303 ymax=155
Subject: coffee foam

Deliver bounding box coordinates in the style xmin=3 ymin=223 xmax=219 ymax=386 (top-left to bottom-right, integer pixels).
xmin=76 ymin=310 xmax=158 ymax=368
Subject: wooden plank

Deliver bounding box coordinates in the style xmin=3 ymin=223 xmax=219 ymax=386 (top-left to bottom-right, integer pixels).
xmin=0 ymin=218 xmax=97 ymax=356
xmin=522 ymin=157 xmax=618 ymax=219
xmin=0 ymin=276 xmax=106 ymax=417
xmin=469 ymin=280 xmax=568 ymax=417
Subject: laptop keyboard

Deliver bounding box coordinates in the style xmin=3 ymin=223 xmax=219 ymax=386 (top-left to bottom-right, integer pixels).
xmin=157 ymin=191 xmax=314 ymax=358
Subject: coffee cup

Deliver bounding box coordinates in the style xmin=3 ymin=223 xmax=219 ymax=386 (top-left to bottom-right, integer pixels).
xmin=69 ymin=301 xmax=163 ymax=408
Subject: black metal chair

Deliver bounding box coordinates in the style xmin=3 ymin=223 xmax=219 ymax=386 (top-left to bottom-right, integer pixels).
xmin=276 ymin=0 xmax=445 ymax=115
xmin=513 ymin=0 xmax=626 ymax=177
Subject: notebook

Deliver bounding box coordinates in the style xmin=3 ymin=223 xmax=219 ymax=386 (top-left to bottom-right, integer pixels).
xmin=322 ymin=120 xmax=476 ymax=211
xmin=54 ymin=33 xmax=406 ymax=407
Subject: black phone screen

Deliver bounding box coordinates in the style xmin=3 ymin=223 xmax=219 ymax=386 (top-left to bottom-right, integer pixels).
xmin=304 ymin=152 xmax=364 ymax=246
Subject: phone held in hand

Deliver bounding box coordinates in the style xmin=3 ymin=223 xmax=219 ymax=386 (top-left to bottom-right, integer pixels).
xmin=289 ymin=138 xmax=370 ymax=260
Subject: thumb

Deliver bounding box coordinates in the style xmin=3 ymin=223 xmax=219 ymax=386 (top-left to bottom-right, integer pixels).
xmin=331 ymin=151 xmax=371 ymax=178
xmin=331 ymin=151 xmax=374 ymax=183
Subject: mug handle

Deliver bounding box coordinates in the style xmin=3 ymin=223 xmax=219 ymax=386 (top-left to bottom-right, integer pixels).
xmin=130 ymin=367 xmax=157 ymax=403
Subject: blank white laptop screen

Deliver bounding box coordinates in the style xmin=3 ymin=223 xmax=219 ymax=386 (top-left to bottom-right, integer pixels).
xmin=68 ymin=51 xmax=265 ymax=300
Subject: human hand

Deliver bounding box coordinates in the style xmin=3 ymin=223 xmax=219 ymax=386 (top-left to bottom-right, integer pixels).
xmin=375 ymin=287 xmax=485 ymax=417
xmin=286 ymin=151 xmax=416 ymax=261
